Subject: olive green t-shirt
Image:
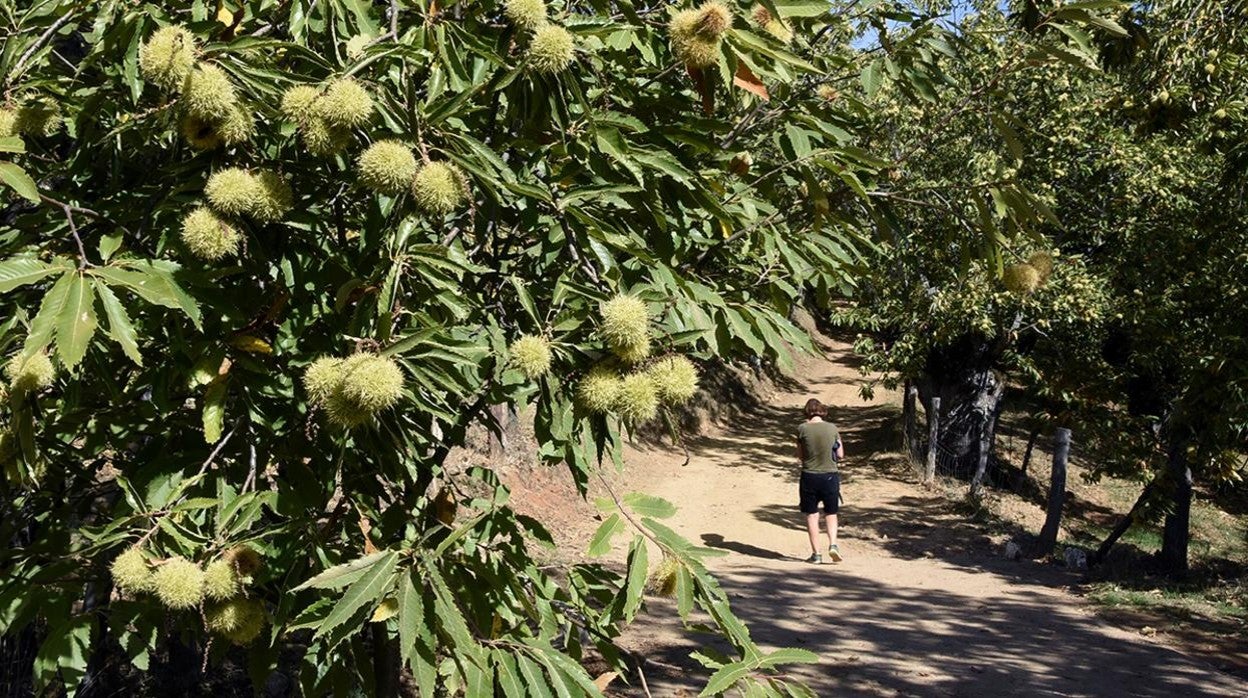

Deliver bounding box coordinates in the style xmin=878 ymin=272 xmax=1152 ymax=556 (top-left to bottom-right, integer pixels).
xmin=797 ymin=421 xmax=840 ymax=474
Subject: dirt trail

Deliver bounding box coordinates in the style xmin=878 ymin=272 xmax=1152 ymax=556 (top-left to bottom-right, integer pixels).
xmin=611 ymin=336 xmax=1245 ymax=697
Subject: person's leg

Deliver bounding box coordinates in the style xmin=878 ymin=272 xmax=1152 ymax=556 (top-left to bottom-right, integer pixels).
xmin=806 ymin=513 xmax=822 ymax=553
xmin=825 ymin=513 xmax=838 ymax=546
xmin=825 ymin=473 xmax=843 ymax=561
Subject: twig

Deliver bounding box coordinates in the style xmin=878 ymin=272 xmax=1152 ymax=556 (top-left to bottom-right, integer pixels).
xmin=192 ymin=424 xmax=240 ymax=483
xmin=635 ymin=61 xmax=683 ymax=93
xmin=690 ymin=209 xmax=782 ymax=269
xmin=441 ymin=225 xmax=463 ymax=246
xmin=134 ymin=425 xmax=239 ymax=546
xmin=595 ymin=470 xmax=663 ymax=549
xmin=65 ymin=208 xmax=89 ymax=268
xmin=39 ymin=193 xmax=134 ymax=239
xmin=812 ymin=0 xmax=867 ymax=44
xmin=718 ymin=102 xmax=768 ymax=149
xmin=636 ymin=659 xmax=653 ymax=698
xmin=40 ymin=195 xmax=91 ymax=267
xmin=243 ymin=442 xmax=258 ymax=492
xmin=414 ymin=122 xmax=432 ymax=163
xmin=7 ymin=8 xmax=80 ymax=87
xmin=550 ymin=195 xmax=605 ymax=288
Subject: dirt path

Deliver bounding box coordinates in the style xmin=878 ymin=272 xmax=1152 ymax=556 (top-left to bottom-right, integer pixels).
xmin=610 ymin=337 xmax=1246 ymax=697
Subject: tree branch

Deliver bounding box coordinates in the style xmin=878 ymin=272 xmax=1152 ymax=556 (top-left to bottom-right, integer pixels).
xmin=39 ymin=194 xmax=134 ymax=238
xmin=40 ymin=195 xmax=91 ymax=267
xmin=134 ymin=425 xmax=240 ymax=546
xmin=7 ymin=9 xmax=80 ymax=87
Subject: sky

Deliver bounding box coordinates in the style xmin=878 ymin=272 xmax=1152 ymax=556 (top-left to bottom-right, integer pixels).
xmin=848 ymin=0 xmax=1013 ymax=49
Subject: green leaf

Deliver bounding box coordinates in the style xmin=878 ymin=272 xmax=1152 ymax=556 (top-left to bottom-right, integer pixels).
xmin=94 ymin=262 xmax=201 ymax=328
xmin=293 ymin=550 xmax=393 ymax=591
xmin=860 ymin=58 xmax=885 ymax=98
xmin=620 ymin=536 xmax=648 ymax=622
xmin=587 ymin=513 xmax=626 ymax=557
xmin=313 ymin=550 xmax=399 ymax=645
xmin=531 ymin=642 xmax=606 ymax=697
xmin=464 ymin=661 xmax=495 ymax=696
xmin=632 ymin=150 xmax=694 ymax=182
xmin=495 ymin=651 xmax=527 ymax=698
xmin=432 ymin=512 xmax=488 ymax=557
xmin=122 ymin=259 xmax=203 ymax=328
xmin=33 ymin=614 xmax=92 ymax=696
xmin=990 ymin=114 xmax=1025 ymax=162
xmin=95 ymin=281 xmax=142 ymax=365
xmin=0 ymin=136 xmax=25 ymax=154
xmin=675 ymin=564 xmax=696 ymax=618
xmin=773 ymin=0 xmax=834 ymax=17
xmin=509 ymin=275 xmax=540 ymax=325
xmin=785 ymin=123 xmax=812 ymax=159
xmin=517 ymin=654 xmax=554 ymax=698
xmin=1084 ymin=14 xmax=1130 ymax=37
xmin=219 ymin=491 xmax=275 ymax=537
xmin=89 ymin=267 xmax=179 ymax=308
xmin=700 ymin=659 xmax=754 ymax=697
xmin=1060 ymin=0 xmax=1129 ymax=8
xmin=0 ymin=257 xmax=71 ymax=293
xmin=98 ymin=232 xmax=123 ymax=262
xmin=622 ymin=492 xmax=677 ymax=519
xmin=758 ymin=648 xmax=819 ymax=668
xmin=1031 ymin=43 xmax=1099 ymax=71
xmin=0 ymin=161 xmax=39 ymax=203
xmin=727 ymin=29 xmax=819 ymax=72
xmin=724 ymin=306 xmax=766 ymax=355
xmin=55 ymin=273 xmax=97 ymax=369
xmin=397 ymin=570 xmax=436 ymax=698
xmin=426 ymin=563 xmax=485 ymax=665
xmin=593 ymin=127 xmax=643 ymax=184
xmin=202 ymin=378 xmax=227 ymax=444
xmin=22 ymin=272 xmax=73 ymax=355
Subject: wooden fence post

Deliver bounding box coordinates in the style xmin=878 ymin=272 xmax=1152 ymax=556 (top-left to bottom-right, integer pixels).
xmin=903 ymin=384 xmax=918 ymax=460
xmin=1035 ymin=428 xmax=1071 ymax=557
xmin=924 ymin=396 xmax=940 ymax=485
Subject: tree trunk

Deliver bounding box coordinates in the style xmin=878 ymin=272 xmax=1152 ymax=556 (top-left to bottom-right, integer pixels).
xmin=1090 ymin=481 xmax=1155 ymax=566
xmin=969 ymin=386 xmax=1005 ymax=496
xmin=1159 ymin=441 xmax=1192 ymax=575
xmin=372 ymin=623 xmax=400 ymax=698
xmin=162 ymin=631 xmax=201 ymax=694
xmin=1014 ymin=425 xmax=1041 ymax=491
xmin=1034 ymin=428 xmax=1071 ymax=557
xmin=80 ymin=579 xmax=124 ymax=698
xmin=902 ymin=381 xmax=917 ymax=459
xmin=917 ymin=334 xmax=1007 ymax=483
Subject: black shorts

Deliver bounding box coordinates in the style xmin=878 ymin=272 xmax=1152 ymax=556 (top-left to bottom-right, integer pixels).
xmin=799 ymin=471 xmax=840 ymax=514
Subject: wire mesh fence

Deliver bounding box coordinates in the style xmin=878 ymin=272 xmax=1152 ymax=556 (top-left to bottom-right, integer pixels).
xmin=1 ymin=625 xmax=38 ymax=698
xmin=901 ymin=387 xmax=1005 ymax=487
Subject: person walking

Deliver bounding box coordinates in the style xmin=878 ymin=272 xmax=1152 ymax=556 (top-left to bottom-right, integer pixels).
xmin=796 ymin=398 xmax=844 ymax=564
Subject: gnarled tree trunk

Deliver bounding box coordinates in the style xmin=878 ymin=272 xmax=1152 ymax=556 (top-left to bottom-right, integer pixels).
xmin=916 ymin=334 xmax=1007 ymax=487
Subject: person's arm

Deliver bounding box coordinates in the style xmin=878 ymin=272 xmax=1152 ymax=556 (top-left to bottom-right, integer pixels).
xmin=836 ymin=440 xmax=845 ymax=461
xmin=796 ymin=437 xmax=806 ymax=464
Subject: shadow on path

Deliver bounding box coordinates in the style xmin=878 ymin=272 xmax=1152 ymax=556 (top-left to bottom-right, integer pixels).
xmin=701 ymin=534 xmax=788 ymax=561
xmin=636 ymin=563 xmax=1245 ymax=697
